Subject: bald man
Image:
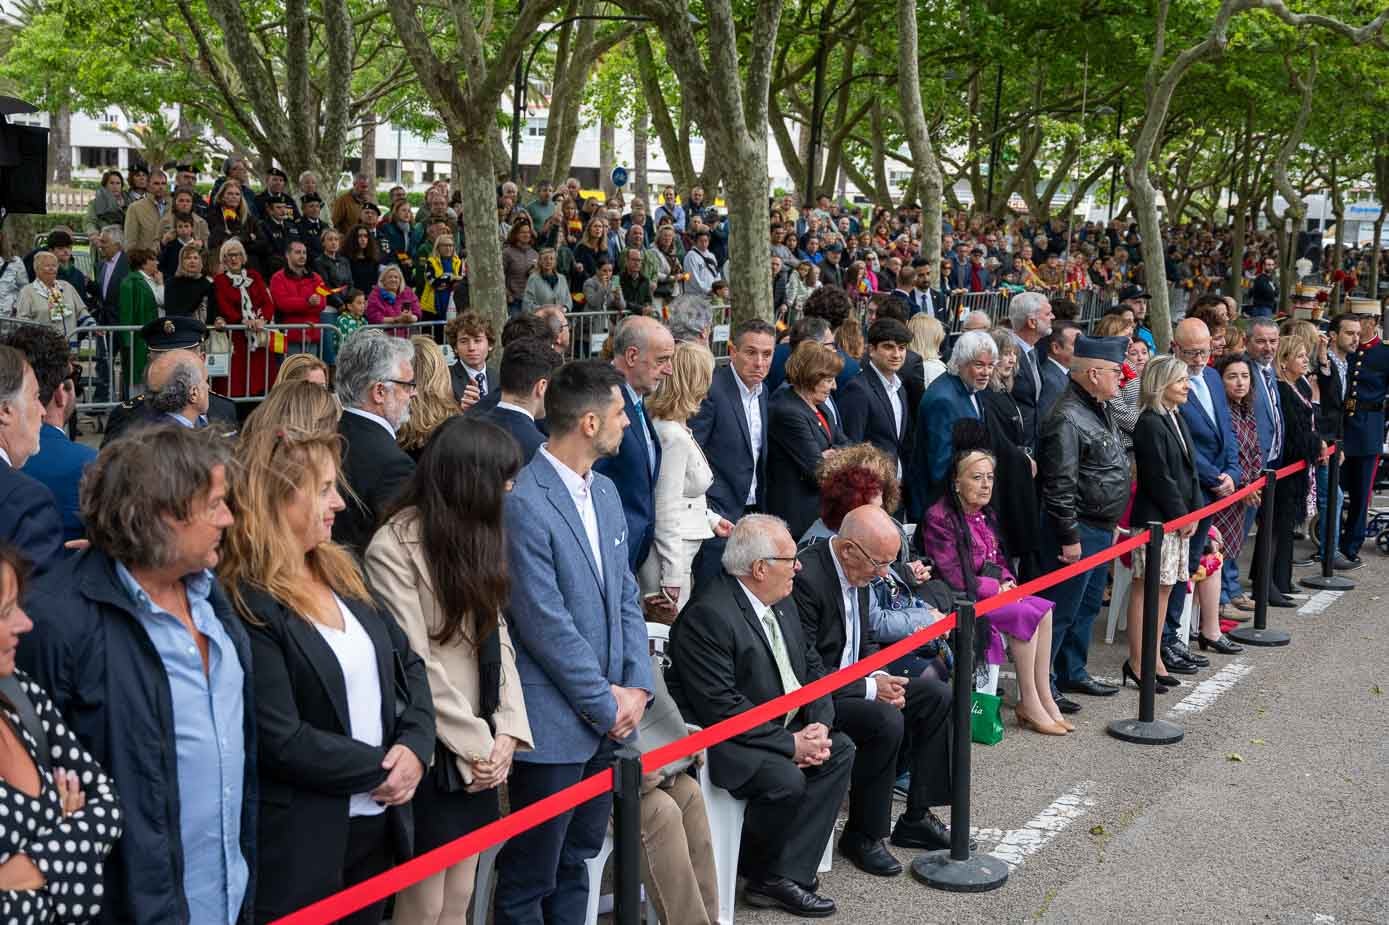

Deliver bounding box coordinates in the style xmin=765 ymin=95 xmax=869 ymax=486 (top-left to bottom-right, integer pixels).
xmin=595 ymin=315 xmax=676 ymax=571
xmin=146 ymin=349 xmax=211 ymax=428
xmin=792 ymin=505 xmax=959 ymax=873
xmin=1161 ymin=318 xmax=1239 ymax=672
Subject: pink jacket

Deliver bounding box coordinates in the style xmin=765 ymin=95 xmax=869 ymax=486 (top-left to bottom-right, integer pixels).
xmin=365 ymin=284 xmax=421 ymax=324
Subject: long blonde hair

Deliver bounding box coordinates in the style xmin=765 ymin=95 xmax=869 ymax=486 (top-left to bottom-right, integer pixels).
xmin=397 ymin=335 xmax=458 ymax=452
xmin=646 ymin=341 xmax=714 ymax=422
xmin=221 ymin=428 xmax=369 ymax=624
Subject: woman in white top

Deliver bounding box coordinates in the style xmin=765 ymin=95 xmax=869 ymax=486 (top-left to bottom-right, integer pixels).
xmin=908 ymin=313 xmax=947 ymax=389
xmin=14 ymin=251 xmax=87 ymax=336
xmin=641 ymin=341 xmax=733 ymax=612
xmin=220 ymin=423 xmax=435 ymax=925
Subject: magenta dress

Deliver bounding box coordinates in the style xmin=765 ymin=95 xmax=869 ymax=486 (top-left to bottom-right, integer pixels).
xmin=922 ymin=499 xmax=1051 ymax=665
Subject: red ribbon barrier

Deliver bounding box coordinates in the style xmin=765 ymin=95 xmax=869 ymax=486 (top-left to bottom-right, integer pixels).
xmin=274 ymin=453 xmax=1328 ymax=924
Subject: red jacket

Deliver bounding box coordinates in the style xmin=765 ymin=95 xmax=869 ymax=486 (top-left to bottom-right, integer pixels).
xmin=269 ymin=268 xmax=326 ymax=341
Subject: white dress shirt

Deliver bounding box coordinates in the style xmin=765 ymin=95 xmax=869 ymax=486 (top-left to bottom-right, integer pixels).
xmin=870 ymin=362 xmax=905 ymax=476
xmin=539 ymin=445 xmax=604 ymax=586
xmin=829 ymin=541 xmax=880 ymax=700
xmin=625 ymin=382 xmax=657 ymax=474
xmin=734 ymin=371 xmax=764 ymax=504
xmin=496 ymin=400 xmax=533 ymax=420
xmin=315 ymin=595 xmax=385 ymax=818
xmin=344 ymin=405 xmax=396 ymax=438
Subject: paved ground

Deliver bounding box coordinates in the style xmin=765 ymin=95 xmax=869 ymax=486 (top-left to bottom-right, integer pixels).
xmin=730 ymin=519 xmax=1389 ymax=925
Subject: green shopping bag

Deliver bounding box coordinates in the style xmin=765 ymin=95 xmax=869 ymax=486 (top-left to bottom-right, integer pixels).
xmin=970 ymin=690 xmax=1004 ymax=745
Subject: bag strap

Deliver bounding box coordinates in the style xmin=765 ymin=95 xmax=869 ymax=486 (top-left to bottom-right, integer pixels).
xmin=0 ymin=675 xmax=49 ymax=769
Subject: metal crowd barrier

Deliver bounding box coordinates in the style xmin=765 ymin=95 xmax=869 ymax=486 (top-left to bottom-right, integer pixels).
xmin=566 ymin=307 xmax=732 ymax=359
xmin=70 ymin=319 xmax=448 ymax=412
xmin=942 ymin=291 xmax=1011 ymax=332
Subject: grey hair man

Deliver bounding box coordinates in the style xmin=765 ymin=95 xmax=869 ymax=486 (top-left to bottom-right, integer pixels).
xmin=667 ymin=293 xmax=714 ymax=345
xmin=960 ymin=309 xmax=992 ymax=332
xmin=20 ymin=425 xmax=256 ymax=924
xmin=667 ymin=512 xmax=854 ymax=917
xmin=332 ymin=330 xmax=417 ymax=550
xmin=907 ymin=329 xmax=997 ymax=520
xmin=1008 ymin=290 xmax=1055 ymax=448
xmin=596 ymin=315 xmax=675 ymax=571
xmin=535 ymin=304 xmax=572 ymax=355
xmin=148 ymin=349 xmax=211 ymax=428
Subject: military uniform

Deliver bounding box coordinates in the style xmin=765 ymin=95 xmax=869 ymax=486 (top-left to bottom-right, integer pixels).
xmin=100 ymin=317 xmax=239 ymax=447
xmin=1339 ymin=298 xmax=1389 ymax=559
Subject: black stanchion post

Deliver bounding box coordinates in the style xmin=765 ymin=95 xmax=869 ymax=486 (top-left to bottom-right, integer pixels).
xmin=1108 ymin=524 xmax=1184 ymax=745
xmin=611 ymin=745 xmax=643 ymax=925
xmin=1303 ymin=445 xmax=1355 ymax=591
xmin=912 ymin=601 xmax=1009 ymax=892
xmin=1230 ymin=468 xmax=1291 ymax=647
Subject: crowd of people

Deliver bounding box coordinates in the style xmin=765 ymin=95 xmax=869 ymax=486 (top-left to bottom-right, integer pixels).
xmin=0 ymin=165 xmax=1383 ymax=924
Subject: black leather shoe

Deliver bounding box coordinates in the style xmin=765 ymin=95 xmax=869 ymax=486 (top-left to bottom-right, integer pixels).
xmin=1335 ymin=554 xmax=1364 ymax=571
xmin=891 ymin=811 xmax=977 ymax=851
xmin=1056 ymin=677 xmax=1119 ymax=696
xmin=744 ymin=877 xmax=836 ymax=917
xmin=1160 ymin=646 xmax=1199 ymax=674
xmin=1168 ymin=641 xmax=1209 ymax=667
xmin=1197 ymin=633 xmax=1244 ymax=654
xmin=1054 ymin=694 xmax=1082 ymax=714
xmin=1267 ymin=593 xmax=1298 ymax=608
xmin=838 ymin=832 xmax=903 ymax=876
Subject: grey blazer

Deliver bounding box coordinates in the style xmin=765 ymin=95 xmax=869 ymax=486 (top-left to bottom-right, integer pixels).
xmin=504 ymin=451 xmax=654 ymax=764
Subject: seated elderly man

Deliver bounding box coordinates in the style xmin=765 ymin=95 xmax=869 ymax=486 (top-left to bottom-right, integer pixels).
xmin=907 ymin=328 xmax=996 ymax=520
xmin=668 ymin=514 xmax=854 ymax=917
xmin=793 ymin=506 xmax=957 ymax=875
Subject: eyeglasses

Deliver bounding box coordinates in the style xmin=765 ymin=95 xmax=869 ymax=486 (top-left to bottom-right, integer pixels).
xmin=844 ymin=538 xmax=894 ymax=571
xmin=1178 ymin=347 xmax=1211 ymax=360
xmin=760 ymin=554 xmax=800 ymax=566
xmin=385 ymin=378 xmax=417 ymax=393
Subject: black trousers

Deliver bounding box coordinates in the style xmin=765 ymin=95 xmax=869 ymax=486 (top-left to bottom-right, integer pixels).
xmin=338 ymin=813 xmax=392 ymax=925
xmin=728 ymin=731 xmax=855 ymax=887
xmin=1340 ymin=453 xmax=1377 ymax=558
xmin=833 ymin=674 xmax=952 ymax=840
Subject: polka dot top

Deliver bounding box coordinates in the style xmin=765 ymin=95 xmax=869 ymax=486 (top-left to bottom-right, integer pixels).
xmin=0 ymin=671 xmax=122 ymax=924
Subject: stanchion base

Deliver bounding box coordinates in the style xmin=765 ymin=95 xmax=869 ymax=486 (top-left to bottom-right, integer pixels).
xmin=1228 ymin=626 xmax=1291 ymax=647
xmin=911 ymin=849 xmax=1009 ymax=893
xmin=1106 ymin=717 xmax=1184 ymax=745
xmin=1300 ymin=574 xmax=1355 ymax=591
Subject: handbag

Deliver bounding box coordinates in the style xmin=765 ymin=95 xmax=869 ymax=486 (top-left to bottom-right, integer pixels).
xmin=970 ymin=690 xmax=1004 ymax=745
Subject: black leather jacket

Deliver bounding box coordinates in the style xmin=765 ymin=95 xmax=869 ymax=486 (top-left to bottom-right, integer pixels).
xmin=1040 ymin=380 xmax=1130 ymax=544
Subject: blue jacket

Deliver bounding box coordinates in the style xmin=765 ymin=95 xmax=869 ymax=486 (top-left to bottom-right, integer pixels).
xmin=1343 ymin=340 xmax=1389 ymax=457
xmin=1039 ymin=354 xmax=1069 ymax=423
xmin=1177 ymin=365 xmax=1241 ymax=500
xmin=24 ymin=423 xmax=97 ymax=543
xmin=504 ymin=451 xmax=653 ymax=764
xmin=1249 ymin=360 xmax=1283 ymax=467
xmin=594 ymin=384 xmax=662 ymax=570
xmin=19 ymin=548 xmax=258 ymax=925
xmin=0 ymin=456 xmax=63 ymax=576
xmin=907 ymin=373 xmax=980 ymax=521
xmin=689 ymin=364 xmax=768 ymax=518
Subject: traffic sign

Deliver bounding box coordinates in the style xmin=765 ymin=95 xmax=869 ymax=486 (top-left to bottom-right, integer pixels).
xmin=611 ymin=166 xmax=629 ymax=188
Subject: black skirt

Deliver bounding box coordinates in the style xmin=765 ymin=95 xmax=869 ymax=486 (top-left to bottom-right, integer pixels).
xmin=411 ymin=754 xmax=502 ymax=854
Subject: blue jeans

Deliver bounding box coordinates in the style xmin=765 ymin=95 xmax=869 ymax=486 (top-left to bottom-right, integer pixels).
xmin=1040 ymin=516 xmax=1112 ymax=687
xmin=493 ymin=740 xmax=617 ymax=925
xmin=1221 ymin=505 xmax=1258 ymax=602
xmin=1315 ymin=461 xmax=1343 ymax=556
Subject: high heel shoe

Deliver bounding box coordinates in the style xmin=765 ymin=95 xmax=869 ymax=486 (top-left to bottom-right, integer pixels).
xmin=1122 ymin=661 xmax=1169 ymax=694
xmin=1155 ymin=673 xmax=1181 ymax=688
xmin=1015 ymin=707 xmax=1068 ymax=736
xmin=1197 ymin=633 xmax=1244 ymax=654
xmin=1050 ymin=715 xmax=1076 ymax=732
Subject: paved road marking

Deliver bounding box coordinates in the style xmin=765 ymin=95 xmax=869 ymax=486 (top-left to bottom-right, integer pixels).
xmin=985 ymin=781 xmax=1096 ymax=869
xmin=1298 ymin=590 xmax=1345 ymax=615
xmin=1165 ymin=658 xmax=1252 ymax=718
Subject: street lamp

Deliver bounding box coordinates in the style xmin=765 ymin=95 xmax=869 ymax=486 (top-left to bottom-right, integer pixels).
xmin=509 ymin=13 xmax=654 ymax=182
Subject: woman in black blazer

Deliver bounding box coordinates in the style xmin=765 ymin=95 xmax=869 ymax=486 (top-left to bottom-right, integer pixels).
xmin=1126 ymin=355 xmax=1202 ymax=689
xmin=220 ymin=423 xmax=435 ymax=925
xmin=767 ymin=342 xmax=848 ymax=539
xmin=1270 ymin=338 xmax=1323 ymax=599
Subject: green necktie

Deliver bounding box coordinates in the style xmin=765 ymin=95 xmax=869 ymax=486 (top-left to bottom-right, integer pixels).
xmin=761 ymin=610 xmax=802 ymax=726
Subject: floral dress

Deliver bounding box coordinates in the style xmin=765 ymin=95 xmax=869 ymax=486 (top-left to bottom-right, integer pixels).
xmin=0 ymin=671 xmax=123 ymax=924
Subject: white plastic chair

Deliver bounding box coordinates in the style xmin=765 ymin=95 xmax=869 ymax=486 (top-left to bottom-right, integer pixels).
xmin=470 ymin=840 xmax=504 ymax=925
xmin=1105 ymin=556 xmax=1192 ymax=646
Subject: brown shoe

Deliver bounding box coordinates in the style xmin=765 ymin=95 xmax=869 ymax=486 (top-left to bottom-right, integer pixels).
xmin=1230 ymin=594 xmax=1256 ymax=612
xmin=1016 ymin=707 xmax=1068 ymax=736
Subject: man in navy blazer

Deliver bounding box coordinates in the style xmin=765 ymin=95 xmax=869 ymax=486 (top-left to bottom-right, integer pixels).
xmin=595 ymin=316 xmax=675 ymax=571
xmin=1164 ymin=319 xmax=1240 ymax=668
xmin=839 ymin=318 xmax=913 ymax=508
xmin=2 ymin=325 xmax=96 ymax=544
xmin=906 ymin=330 xmax=995 ymax=522
xmin=689 ymin=318 xmax=774 ymax=583
xmin=0 ymin=345 xmax=63 ymax=574
xmin=498 ymin=360 xmax=654 ymax=925
xmin=482 ymin=337 xmax=563 ymax=464
xmin=1339 ymin=308 xmax=1389 ymax=563
xmin=1038 ymin=321 xmax=1080 ymax=422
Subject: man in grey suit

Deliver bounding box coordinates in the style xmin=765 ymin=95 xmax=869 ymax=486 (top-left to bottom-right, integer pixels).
xmin=1008 ymin=290 xmax=1053 ymax=451
xmin=496 ymin=359 xmax=654 ymax=925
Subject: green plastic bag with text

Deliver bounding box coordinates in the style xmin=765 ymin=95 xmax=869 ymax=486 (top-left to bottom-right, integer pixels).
xmin=970 ymin=690 xmax=1004 ymax=745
